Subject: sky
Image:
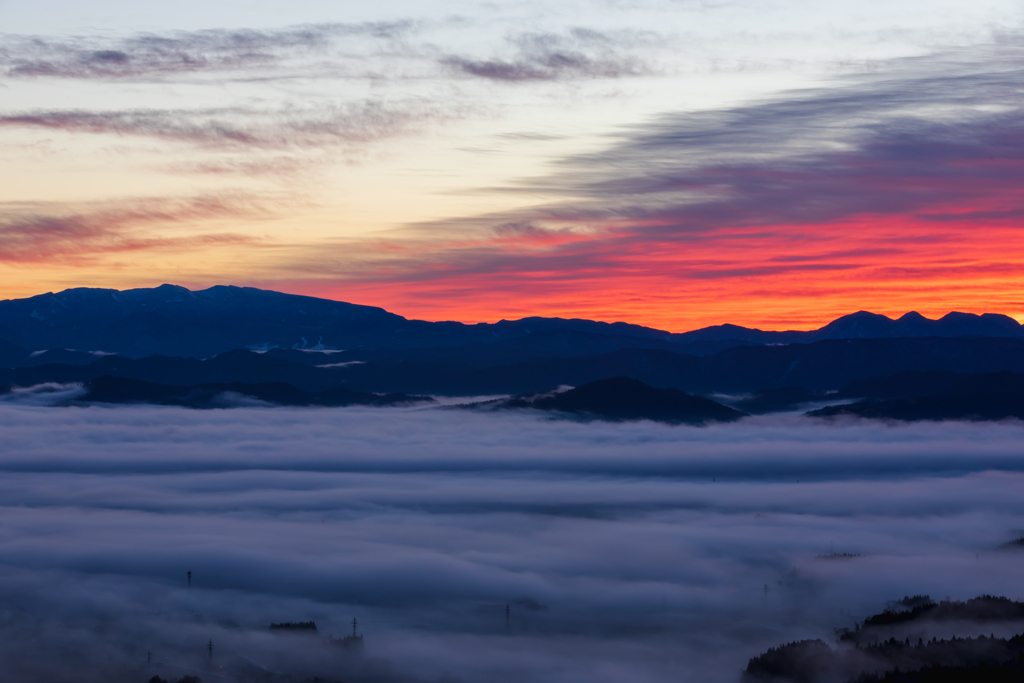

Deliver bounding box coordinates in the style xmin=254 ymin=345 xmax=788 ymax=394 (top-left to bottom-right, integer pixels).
xmin=2 ymin=0 xmax=1024 ymax=330
xmin=1 ymin=396 xmax=1024 ymax=682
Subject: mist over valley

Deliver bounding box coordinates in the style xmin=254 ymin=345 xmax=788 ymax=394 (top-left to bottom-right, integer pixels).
xmin=1 ymin=401 xmax=1024 ymax=682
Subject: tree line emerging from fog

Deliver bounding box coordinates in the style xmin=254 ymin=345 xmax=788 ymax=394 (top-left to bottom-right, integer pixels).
xmin=745 ymin=596 xmax=1024 ymax=683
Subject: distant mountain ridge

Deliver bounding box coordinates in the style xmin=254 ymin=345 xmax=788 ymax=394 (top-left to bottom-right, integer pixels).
xmin=808 ymin=371 xmax=1024 ymax=422
xmin=77 ymin=375 xmax=429 ymax=409
xmin=466 ymin=377 xmax=746 ymax=424
xmin=682 ymin=310 xmax=1023 ymax=344
xmin=0 ymin=284 xmax=677 ymax=360
xmin=3 ymin=286 xmax=1024 ymax=421
xmin=0 ymin=284 xmax=1021 ymax=361
xmin=6 ymin=337 xmax=1024 ymax=398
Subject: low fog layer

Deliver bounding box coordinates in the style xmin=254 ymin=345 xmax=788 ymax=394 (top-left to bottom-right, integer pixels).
xmin=1 ymin=400 xmax=1023 ymax=682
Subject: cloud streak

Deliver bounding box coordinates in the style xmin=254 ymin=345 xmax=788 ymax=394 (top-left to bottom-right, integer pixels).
xmin=0 ymin=197 xmax=267 ymax=265
xmin=0 ymin=99 xmax=450 ymax=150
xmin=0 ymin=23 xmax=665 ymax=85
xmin=0 ymin=22 xmax=416 ymax=81
xmin=441 ymin=29 xmax=659 ymax=82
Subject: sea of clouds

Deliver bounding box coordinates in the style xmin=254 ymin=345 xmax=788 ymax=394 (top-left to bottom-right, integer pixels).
xmin=1 ymin=396 xmax=1023 ymax=682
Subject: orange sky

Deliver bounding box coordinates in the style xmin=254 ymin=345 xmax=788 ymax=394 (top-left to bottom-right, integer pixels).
xmin=278 ymin=218 xmax=1024 ymax=331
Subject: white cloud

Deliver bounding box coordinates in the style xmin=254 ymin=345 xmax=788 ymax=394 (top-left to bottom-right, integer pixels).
xmin=0 ymin=404 xmax=1022 ymax=681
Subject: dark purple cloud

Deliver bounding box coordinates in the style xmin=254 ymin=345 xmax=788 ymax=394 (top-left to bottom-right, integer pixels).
xmin=526 ymin=45 xmax=1024 ymax=229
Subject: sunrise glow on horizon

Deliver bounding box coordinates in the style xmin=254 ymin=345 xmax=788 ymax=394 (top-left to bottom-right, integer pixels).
xmin=2 ymin=0 xmax=1023 ymax=332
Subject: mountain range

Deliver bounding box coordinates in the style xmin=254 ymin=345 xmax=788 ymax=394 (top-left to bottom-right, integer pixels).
xmin=3 ymin=285 xmax=1024 ymax=421
xmin=2 ymin=284 xmax=1022 ymax=362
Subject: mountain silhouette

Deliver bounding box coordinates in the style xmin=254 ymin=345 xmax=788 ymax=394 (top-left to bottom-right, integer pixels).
xmin=1 ymin=285 xmax=1021 ymax=360
xmin=808 ymin=371 xmax=1024 ymax=422
xmin=4 ymin=285 xmax=1024 ymax=412
xmin=471 ymin=377 xmax=746 ymax=424
xmin=746 ymin=596 xmax=1024 ymax=683
xmin=77 ymin=375 xmax=429 ymax=408
xmin=5 ymin=337 xmax=1024 ymax=400
xmin=731 ymin=386 xmax=825 ymax=414
xmin=675 ymin=310 xmax=1023 ymax=344
xmin=0 ymin=284 xmax=677 ymax=358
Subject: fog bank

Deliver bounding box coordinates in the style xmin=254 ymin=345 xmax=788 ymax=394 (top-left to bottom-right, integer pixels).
xmin=1 ymin=403 xmax=1022 ymax=682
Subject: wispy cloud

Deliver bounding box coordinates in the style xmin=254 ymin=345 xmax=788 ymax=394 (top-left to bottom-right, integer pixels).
xmin=0 ymin=23 xmax=667 ymax=85
xmin=0 ymin=22 xmax=416 ymax=81
xmin=0 ymin=197 xmax=267 ymax=264
xmin=441 ymin=28 xmax=661 ymax=82
xmin=0 ymin=99 xmax=451 ymax=151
